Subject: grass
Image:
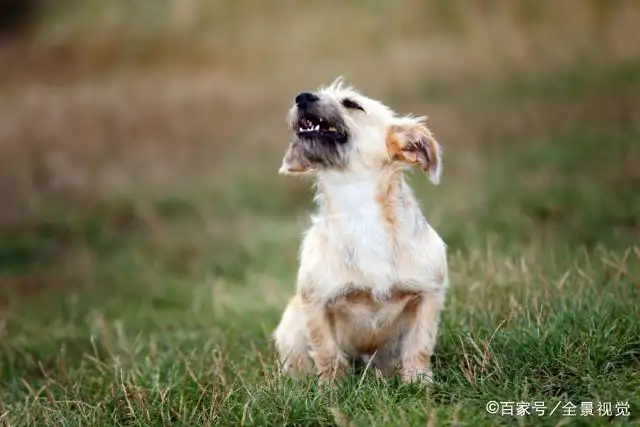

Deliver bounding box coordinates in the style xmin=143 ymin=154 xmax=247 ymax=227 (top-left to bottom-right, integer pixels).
xmin=1 ymin=1 xmax=640 ymax=426
xmin=1 ymin=229 xmax=639 ymax=426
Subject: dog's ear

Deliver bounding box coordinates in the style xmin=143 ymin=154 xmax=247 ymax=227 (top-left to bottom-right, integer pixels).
xmin=386 ymin=119 xmax=442 ymax=184
xmin=278 ymin=141 xmax=313 ymax=175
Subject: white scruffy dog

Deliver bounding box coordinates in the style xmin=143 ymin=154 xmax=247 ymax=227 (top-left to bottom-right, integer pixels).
xmin=273 ymin=78 xmax=448 ymax=384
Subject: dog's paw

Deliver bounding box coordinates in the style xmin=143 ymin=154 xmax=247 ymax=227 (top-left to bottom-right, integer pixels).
xmin=317 ymin=360 xmax=349 ymax=385
xmin=281 ymin=355 xmax=314 ymax=377
xmin=401 ymin=369 xmax=434 ymax=386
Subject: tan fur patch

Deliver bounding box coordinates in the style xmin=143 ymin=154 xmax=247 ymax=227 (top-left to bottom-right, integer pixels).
xmin=407 ymin=349 xmax=431 ymax=366
xmin=385 ymin=130 xmax=407 ymax=162
xmin=327 ymin=289 xmax=422 ymax=356
xmin=375 ymin=171 xmax=402 ymax=246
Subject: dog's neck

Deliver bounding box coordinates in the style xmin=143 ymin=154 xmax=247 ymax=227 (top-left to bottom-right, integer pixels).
xmin=313 ymin=167 xmax=412 ymax=221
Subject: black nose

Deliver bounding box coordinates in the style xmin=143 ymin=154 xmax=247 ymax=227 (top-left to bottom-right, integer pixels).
xmin=295 ymin=92 xmax=319 ymax=107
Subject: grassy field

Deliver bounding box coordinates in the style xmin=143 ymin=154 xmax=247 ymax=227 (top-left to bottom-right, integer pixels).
xmin=1 ymin=1 xmax=639 ymax=426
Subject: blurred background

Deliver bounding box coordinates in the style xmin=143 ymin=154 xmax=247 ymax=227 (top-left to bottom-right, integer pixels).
xmin=0 ymin=1 xmax=638 ymax=327
xmin=0 ymin=2 xmax=638 ymax=423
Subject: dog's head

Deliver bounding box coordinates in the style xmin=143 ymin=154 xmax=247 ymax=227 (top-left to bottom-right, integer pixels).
xmin=279 ymin=77 xmax=442 ymax=184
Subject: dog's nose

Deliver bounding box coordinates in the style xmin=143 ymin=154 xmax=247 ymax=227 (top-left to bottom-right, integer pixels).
xmin=295 ymin=92 xmax=319 ymax=107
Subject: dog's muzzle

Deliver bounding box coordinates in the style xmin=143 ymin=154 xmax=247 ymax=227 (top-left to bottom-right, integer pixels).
xmin=279 ymin=92 xmax=350 ymax=174
xmin=291 ymin=92 xmax=348 ymax=144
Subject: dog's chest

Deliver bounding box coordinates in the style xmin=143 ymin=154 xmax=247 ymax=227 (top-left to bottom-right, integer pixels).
xmin=316 ymin=180 xmax=400 ymax=289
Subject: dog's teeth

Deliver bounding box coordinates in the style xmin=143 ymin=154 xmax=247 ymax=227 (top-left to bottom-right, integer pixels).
xmin=314 ymin=125 xmax=320 ymax=131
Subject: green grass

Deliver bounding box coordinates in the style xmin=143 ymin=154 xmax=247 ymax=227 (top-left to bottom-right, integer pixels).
xmin=475 ymin=128 xmax=639 ymax=249
xmin=1 ymin=231 xmax=639 ymax=426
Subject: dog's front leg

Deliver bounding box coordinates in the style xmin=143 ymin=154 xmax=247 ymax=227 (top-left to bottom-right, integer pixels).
xmin=400 ymin=290 xmax=445 ymax=384
xmin=303 ymin=300 xmax=348 ymax=384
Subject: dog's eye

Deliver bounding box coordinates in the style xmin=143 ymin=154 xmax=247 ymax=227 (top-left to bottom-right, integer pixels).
xmin=341 ymin=98 xmax=365 ymax=112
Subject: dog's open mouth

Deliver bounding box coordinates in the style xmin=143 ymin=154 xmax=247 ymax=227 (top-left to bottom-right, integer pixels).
xmin=296 ymin=114 xmax=344 ymax=140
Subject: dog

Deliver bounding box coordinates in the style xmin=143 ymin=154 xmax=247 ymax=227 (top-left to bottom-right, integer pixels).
xmin=273 ymin=78 xmax=448 ymax=384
